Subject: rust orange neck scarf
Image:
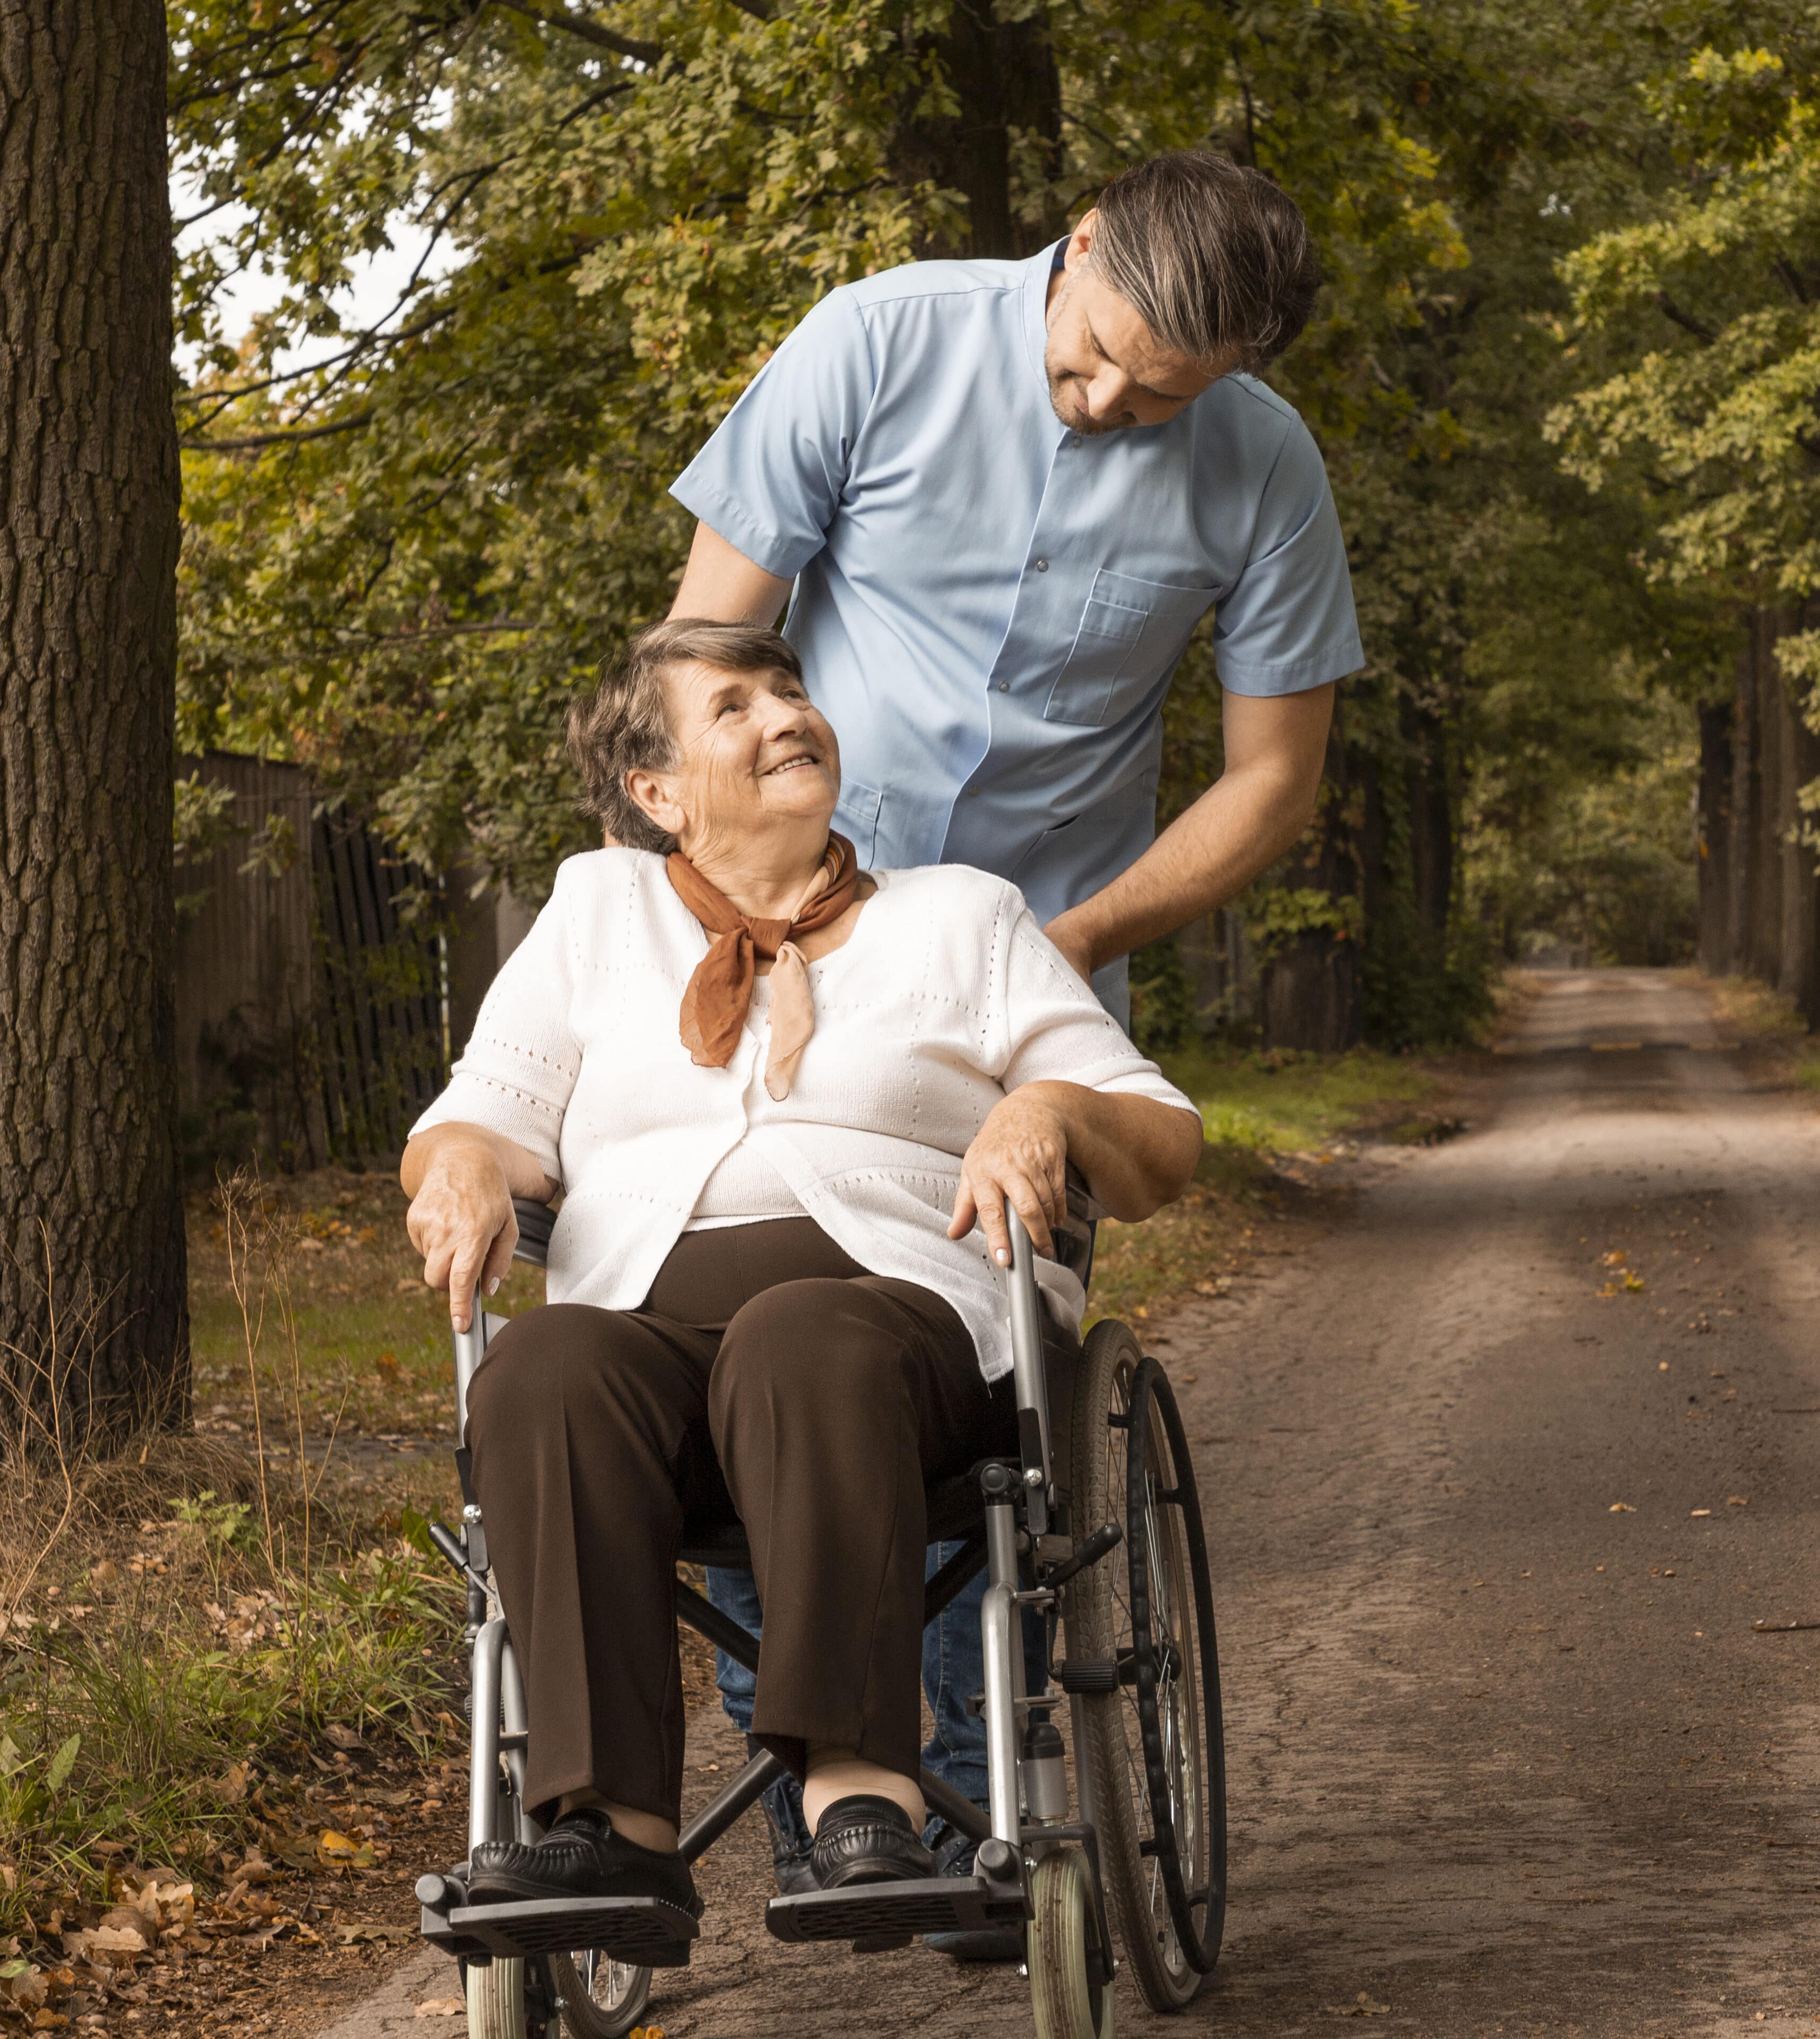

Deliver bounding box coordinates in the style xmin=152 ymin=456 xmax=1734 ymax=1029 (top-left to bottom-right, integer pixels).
xmin=667 ymin=834 xmax=860 ymax=1100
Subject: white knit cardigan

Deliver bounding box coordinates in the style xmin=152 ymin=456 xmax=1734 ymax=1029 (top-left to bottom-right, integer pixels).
xmin=411 ymin=851 xmax=1199 ymax=1381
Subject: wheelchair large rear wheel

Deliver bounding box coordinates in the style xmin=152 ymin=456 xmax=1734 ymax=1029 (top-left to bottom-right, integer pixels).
xmin=1064 ymin=1321 xmax=1226 ymax=2011
xmin=547 ymin=1950 xmax=653 ymax=2037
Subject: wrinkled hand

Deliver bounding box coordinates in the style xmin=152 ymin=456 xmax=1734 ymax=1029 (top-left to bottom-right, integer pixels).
xmin=406 ymin=1138 xmax=519 ymax=1332
xmin=950 ymin=1092 xmax=1068 ymax=1266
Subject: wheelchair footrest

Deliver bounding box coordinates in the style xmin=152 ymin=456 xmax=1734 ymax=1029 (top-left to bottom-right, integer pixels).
xmin=766 ymin=1874 xmax=1028 ymax=1948
xmin=439 ymin=1895 xmax=699 ymax=1967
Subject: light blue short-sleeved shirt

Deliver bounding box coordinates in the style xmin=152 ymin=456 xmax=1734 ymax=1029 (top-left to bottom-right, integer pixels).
xmin=672 ymin=243 xmax=1364 ymax=1022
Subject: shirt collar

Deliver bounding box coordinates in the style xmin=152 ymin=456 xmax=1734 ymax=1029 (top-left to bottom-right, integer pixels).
xmin=1021 ymin=240 xmax=1069 ymax=429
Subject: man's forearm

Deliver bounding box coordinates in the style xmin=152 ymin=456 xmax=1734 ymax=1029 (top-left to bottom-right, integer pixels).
xmin=1045 ymin=682 xmax=1334 ymax=975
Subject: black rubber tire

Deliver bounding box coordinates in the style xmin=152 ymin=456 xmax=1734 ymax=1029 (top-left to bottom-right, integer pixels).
xmin=1064 ymin=1320 xmax=1226 ymax=2011
xmin=545 ymin=1951 xmax=653 ymax=2038
xmin=1125 ymin=1355 xmax=1226 ymax=1974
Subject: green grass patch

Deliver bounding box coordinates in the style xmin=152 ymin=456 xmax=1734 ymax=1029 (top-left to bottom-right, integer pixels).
xmin=187 ymin=1167 xmax=542 ymax=1442
xmin=1088 ymin=1043 xmax=1446 ymax=1326
xmin=1157 ymin=1041 xmax=1436 ymax=1152
xmin=0 ymin=1455 xmax=460 ymax=1941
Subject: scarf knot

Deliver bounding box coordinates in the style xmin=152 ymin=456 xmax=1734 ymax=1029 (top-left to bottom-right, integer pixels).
xmin=667 ymin=835 xmax=860 ymax=1100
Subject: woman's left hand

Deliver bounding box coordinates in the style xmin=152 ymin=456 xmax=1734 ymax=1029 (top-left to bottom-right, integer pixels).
xmin=950 ymin=1090 xmax=1068 ymax=1266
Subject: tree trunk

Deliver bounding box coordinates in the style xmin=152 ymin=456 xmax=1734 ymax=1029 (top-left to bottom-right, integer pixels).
xmin=1695 ymin=697 xmax=1733 ymax=976
xmin=890 ymin=1 xmax=1065 ymax=261
xmin=0 ymin=2 xmax=186 ymax=1438
xmin=1729 ymin=633 xmax=1759 ymax=985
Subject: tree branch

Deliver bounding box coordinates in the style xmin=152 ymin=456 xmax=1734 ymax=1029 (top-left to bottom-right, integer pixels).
xmin=181 ymin=413 xmax=375 ymax=452
xmin=1653 ymin=292 xmax=1717 ymax=344
xmin=488 ymin=0 xmax=664 ymax=66
xmin=332 ymin=620 xmax=545 ymax=641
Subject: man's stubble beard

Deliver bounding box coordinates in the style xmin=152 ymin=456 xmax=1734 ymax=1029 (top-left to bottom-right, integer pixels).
xmin=1044 ymin=362 xmax=1125 ymax=437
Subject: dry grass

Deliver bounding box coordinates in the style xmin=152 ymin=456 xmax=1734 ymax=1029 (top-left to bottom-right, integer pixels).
xmin=0 ymin=1175 xmax=472 ymax=2034
xmin=1697 ymin=972 xmax=1810 ymax=1041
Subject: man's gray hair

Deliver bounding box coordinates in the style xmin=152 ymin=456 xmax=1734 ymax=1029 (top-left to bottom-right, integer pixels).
xmin=1090 ymin=151 xmax=1321 ymax=374
xmin=567 ymin=618 xmax=804 ymax=854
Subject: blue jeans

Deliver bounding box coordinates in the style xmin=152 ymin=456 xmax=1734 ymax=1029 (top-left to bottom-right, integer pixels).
xmin=707 ymin=1548 xmax=1048 ymax=1827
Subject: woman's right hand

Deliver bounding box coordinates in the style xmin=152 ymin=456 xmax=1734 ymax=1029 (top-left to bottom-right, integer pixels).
xmin=404 ymin=1129 xmax=521 ymax=1332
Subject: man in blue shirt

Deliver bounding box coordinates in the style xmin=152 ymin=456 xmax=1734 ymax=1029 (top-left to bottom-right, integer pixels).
xmin=666 ymin=150 xmax=1363 ymax=1930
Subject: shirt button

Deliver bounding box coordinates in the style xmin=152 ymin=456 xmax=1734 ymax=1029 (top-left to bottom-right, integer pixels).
xmin=1070 ymin=433 xmax=1082 ymax=447
xmin=1033 ymin=559 xmax=1048 ymax=572
xmin=996 ymin=680 xmax=1009 ymax=692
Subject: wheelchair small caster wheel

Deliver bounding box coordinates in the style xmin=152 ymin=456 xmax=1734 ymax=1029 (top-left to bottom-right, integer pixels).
xmin=465 ymin=1957 xmax=527 ymax=2039
xmin=1026 ymin=1848 xmax=1114 ymax=2039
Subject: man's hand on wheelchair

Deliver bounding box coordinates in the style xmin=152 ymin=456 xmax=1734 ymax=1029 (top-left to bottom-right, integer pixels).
xmin=403 ymin=1127 xmax=522 ymax=1333
xmin=950 ymin=1091 xmax=1068 ymax=1267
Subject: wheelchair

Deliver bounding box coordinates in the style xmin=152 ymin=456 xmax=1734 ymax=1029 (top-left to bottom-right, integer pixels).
xmin=415 ymin=1184 xmax=1227 ymax=2038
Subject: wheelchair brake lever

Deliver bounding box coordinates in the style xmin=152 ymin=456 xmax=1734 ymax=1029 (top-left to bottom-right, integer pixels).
xmin=428 ymin=1518 xmax=487 ymax=1592
xmin=1040 ymin=1519 xmax=1122 ymax=1593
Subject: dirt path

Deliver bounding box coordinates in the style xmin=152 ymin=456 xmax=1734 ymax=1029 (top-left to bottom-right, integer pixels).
xmin=342 ymin=969 xmax=1820 ymax=2039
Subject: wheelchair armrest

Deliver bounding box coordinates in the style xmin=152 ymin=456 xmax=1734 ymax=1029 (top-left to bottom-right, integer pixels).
xmin=511 ymin=1198 xmax=554 ymax=1267
xmin=1054 ymin=1166 xmax=1101 ymax=1287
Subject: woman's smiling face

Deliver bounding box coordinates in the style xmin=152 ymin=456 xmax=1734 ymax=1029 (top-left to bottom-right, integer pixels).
xmin=634 ymin=657 xmax=842 ymax=854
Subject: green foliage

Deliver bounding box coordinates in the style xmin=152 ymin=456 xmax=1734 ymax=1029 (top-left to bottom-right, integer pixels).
xmin=1128 ymin=936 xmax=1198 ymax=1056
xmin=1243 ymin=887 xmax=1364 ymax=962
xmin=1466 ymin=682 xmax=1699 ymax=964
xmin=1545 ymin=14 xmax=1820 ymax=834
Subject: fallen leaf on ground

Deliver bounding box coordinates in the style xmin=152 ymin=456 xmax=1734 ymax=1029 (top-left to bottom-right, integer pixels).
xmin=414 ymin=2001 xmax=464 ymax=2019
xmin=1728 ymin=1495 xmax=1749 ymax=1506
xmin=1609 ymin=1502 xmax=1636 ymax=1513
xmin=336 ymin=1924 xmax=416 ymax=1947
xmin=1690 ymin=1508 xmax=1711 ymax=1517
xmin=1601 ymin=1249 xmax=1627 ymax=1267
xmin=317 ymin=1831 xmax=375 ymax=1870
xmin=210 ymin=1761 xmax=250 ymax=1804
xmin=324 ymin=1724 xmax=366 ymax=1752
xmin=1326 ymin=1994 xmax=1390 ymax=2018
xmin=83 ymin=1924 xmax=148 ymax=1957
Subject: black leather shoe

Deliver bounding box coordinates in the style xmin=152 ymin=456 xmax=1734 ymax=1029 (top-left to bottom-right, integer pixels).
xmin=467 ymin=1809 xmax=702 ymax=1916
xmin=810 ymin=1795 xmax=937 ymax=1889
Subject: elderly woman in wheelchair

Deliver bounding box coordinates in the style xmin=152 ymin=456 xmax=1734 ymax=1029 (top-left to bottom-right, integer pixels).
xmin=403 ymin=618 xmax=1211 ymax=2022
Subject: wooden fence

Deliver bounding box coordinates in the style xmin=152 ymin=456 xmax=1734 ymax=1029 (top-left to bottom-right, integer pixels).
xmin=175 ymin=753 xmax=447 ymax=1172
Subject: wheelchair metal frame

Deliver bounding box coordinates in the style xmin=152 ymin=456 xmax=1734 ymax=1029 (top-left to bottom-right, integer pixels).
xmin=419 ymin=1191 xmax=1125 ymax=2005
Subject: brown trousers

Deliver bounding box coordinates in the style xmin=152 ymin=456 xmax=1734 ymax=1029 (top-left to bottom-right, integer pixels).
xmin=466 ymin=1218 xmax=1020 ymax=1827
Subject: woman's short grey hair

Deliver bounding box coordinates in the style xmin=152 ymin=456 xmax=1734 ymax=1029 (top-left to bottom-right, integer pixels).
xmin=1090 ymin=151 xmax=1322 ymax=374
xmin=568 ymin=618 xmax=804 ymax=854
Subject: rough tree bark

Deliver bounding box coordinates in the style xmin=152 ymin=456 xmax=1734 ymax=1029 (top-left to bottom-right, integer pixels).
xmin=0 ymin=2 xmax=187 ymax=1435
xmin=1696 ymin=697 xmax=1733 ymax=977
xmin=1697 ymin=610 xmax=1820 ymax=1028
xmin=890 ymin=1 xmax=1065 ymax=261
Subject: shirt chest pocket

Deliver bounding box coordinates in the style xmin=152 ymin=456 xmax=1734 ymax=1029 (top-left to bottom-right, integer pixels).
xmin=1043 ymin=569 xmax=1215 ymax=729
